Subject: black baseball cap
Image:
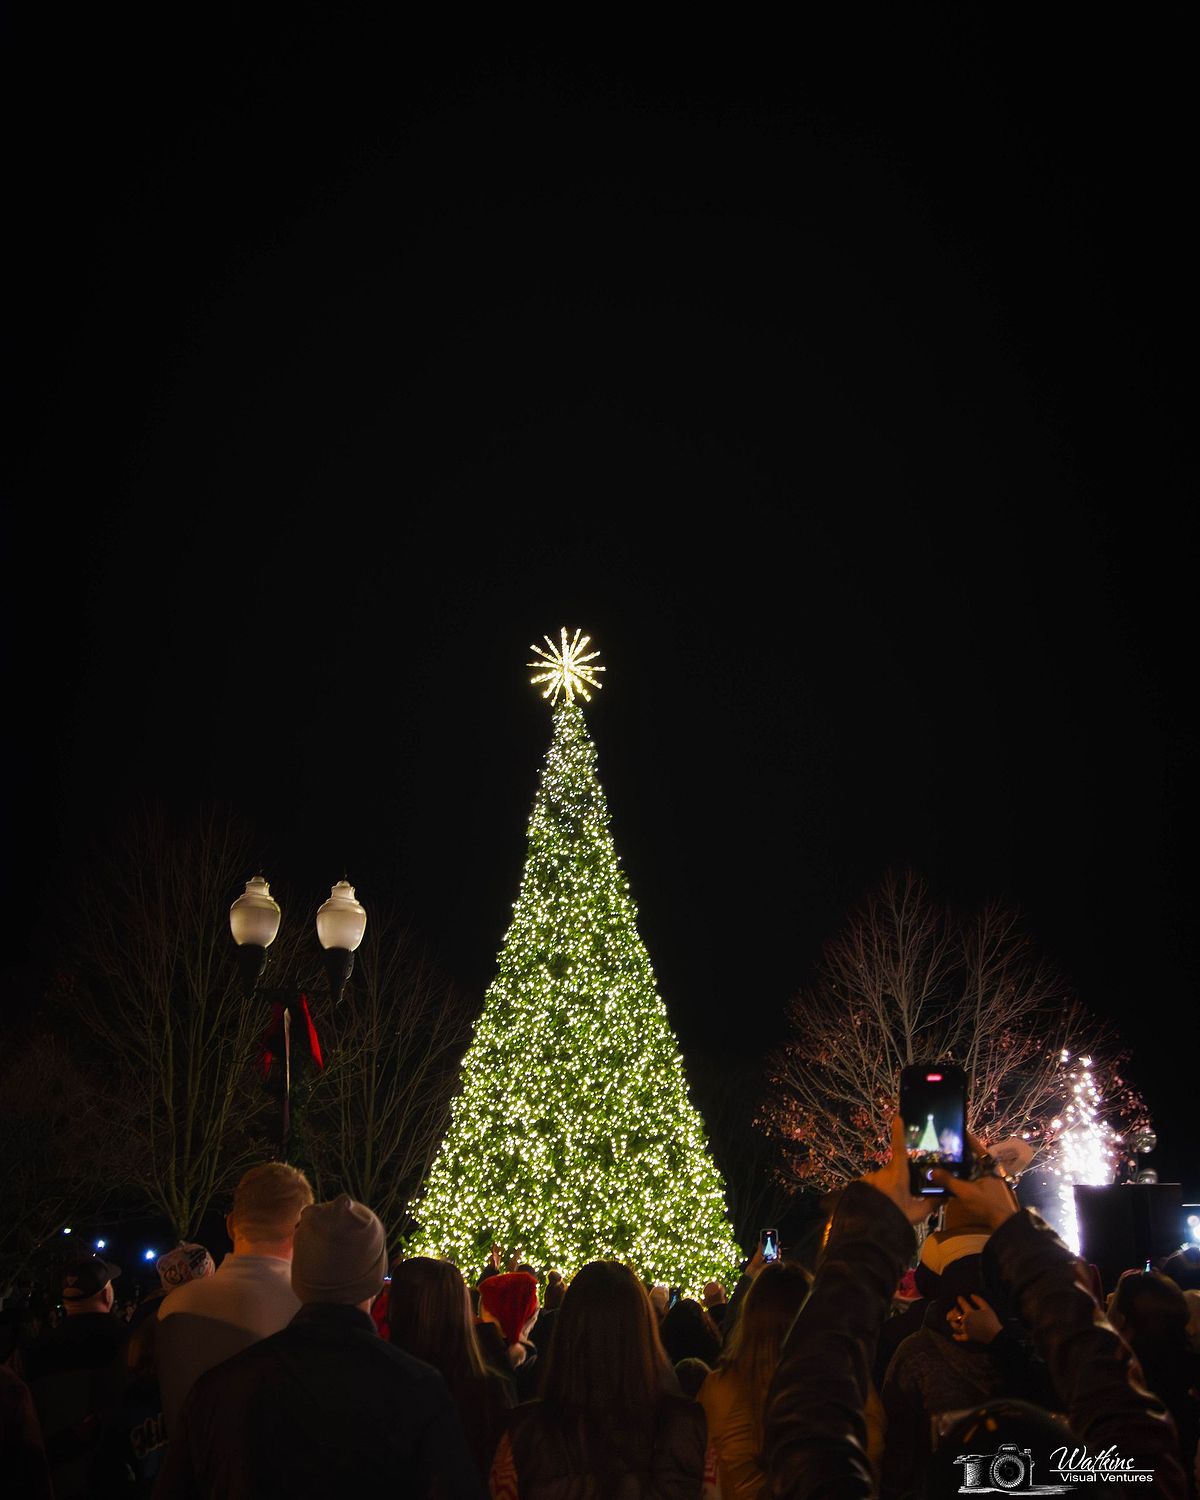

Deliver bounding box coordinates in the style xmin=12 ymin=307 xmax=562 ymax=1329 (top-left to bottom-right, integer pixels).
xmin=60 ymin=1254 xmax=122 ymax=1301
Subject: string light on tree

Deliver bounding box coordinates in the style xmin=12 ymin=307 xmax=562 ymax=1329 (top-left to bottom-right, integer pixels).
xmin=409 ymin=631 xmax=739 ymax=1291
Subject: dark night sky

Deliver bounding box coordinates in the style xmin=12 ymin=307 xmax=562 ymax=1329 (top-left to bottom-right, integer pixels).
xmin=6 ymin=15 xmax=1196 ymax=1192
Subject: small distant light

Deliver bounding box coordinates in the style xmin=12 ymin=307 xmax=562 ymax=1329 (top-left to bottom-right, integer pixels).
xmin=62 ymin=1227 xmax=72 ymax=1236
xmin=925 ymin=1073 xmax=942 ymax=1082
xmin=95 ymin=1239 xmax=107 ymax=1250
xmin=143 ymin=1249 xmax=158 ymax=1262
xmin=1187 ymin=1214 xmax=1199 ymax=1227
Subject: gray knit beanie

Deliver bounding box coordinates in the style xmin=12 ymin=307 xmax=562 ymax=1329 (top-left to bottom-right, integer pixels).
xmin=291 ymin=1195 xmax=387 ymax=1306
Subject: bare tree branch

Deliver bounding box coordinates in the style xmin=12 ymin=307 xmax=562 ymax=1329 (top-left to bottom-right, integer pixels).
xmin=298 ymin=906 xmax=473 ymax=1250
xmin=759 ymin=870 xmax=1138 ymax=1191
xmin=0 ymin=1035 xmax=126 ymax=1296
xmin=66 ymin=808 xmax=273 ymax=1239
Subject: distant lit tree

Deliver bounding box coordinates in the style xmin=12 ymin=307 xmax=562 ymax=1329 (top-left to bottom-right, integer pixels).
xmin=759 ymin=869 xmax=1140 ymax=1190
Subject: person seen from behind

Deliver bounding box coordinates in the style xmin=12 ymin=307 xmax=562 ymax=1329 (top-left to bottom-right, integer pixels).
xmin=155 ymin=1194 xmax=482 ymax=1498
xmin=156 ymin=1161 xmax=312 ymax=1433
xmin=762 ymin=1114 xmax=1191 ymax=1499
xmin=661 ymin=1297 xmax=723 ymax=1370
xmin=1112 ymin=1270 xmax=1200 ymax=1494
xmin=698 ymin=1259 xmax=809 ymax=1500
xmin=24 ymin=1251 xmax=128 ymax=1500
xmin=389 ymin=1256 xmax=513 ymax=1483
xmin=476 ymin=1270 xmax=540 ymax=1400
xmin=489 ymin=1258 xmax=705 ymax=1498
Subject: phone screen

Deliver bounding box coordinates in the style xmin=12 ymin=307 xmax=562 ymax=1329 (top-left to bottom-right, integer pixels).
xmin=760 ymin=1228 xmax=779 ymax=1262
xmin=899 ymin=1064 xmax=967 ymax=1196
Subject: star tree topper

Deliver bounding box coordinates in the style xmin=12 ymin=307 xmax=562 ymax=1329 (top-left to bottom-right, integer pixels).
xmin=528 ymin=627 xmax=606 ymax=703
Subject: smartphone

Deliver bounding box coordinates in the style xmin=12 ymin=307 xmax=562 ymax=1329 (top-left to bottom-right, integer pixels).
xmin=899 ymin=1063 xmax=969 ymax=1197
xmin=760 ymin=1228 xmax=780 ymax=1262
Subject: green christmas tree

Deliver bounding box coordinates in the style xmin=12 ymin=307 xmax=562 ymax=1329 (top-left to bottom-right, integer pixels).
xmin=409 ymin=630 xmax=740 ymax=1292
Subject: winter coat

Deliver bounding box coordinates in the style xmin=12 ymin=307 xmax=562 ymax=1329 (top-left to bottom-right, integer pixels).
xmin=761 ymin=1181 xmax=1190 ymax=1500
xmin=154 ymin=1301 xmax=483 ymax=1499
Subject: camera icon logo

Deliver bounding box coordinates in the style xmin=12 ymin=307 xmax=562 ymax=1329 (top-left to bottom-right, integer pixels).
xmin=954 ymin=1443 xmax=1066 ymax=1493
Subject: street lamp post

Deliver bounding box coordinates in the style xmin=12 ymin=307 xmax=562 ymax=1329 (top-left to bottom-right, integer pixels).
xmin=229 ymin=876 xmax=368 ymax=1153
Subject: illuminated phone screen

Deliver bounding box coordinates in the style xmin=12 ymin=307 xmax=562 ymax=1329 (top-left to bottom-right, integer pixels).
xmin=900 ymin=1067 xmax=967 ymax=1194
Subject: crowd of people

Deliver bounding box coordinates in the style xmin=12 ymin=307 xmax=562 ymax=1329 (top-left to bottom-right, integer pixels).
xmin=2 ymin=1128 xmax=1199 ymax=1498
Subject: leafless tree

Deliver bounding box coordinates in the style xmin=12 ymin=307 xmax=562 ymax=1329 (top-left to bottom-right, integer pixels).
xmin=688 ymin=1055 xmax=795 ymax=1255
xmin=68 ymin=809 xmax=274 ymax=1240
xmin=0 ymin=1035 xmax=126 ymax=1295
xmin=759 ymin=869 xmax=1139 ymax=1191
xmin=300 ymin=909 xmax=473 ymax=1250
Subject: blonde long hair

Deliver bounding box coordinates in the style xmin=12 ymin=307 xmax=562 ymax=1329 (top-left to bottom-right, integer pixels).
xmin=719 ymin=1261 xmax=811 ymax=1438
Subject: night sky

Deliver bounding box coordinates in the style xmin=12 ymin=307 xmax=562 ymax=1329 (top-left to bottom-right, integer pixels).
xmin=6 ymin=16 xmax=1195 ymax=1194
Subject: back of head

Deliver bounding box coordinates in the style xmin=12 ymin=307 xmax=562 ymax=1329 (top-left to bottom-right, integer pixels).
xmin=231 ymin=1162 xmax=314 ymax=1245
xmin=543 ymin=1270 xmax=566 ymax=1311
xmin=721 ymin=1262 xmax=811 ymax=1420
xmin=291 ymin=1195 xmax=387 ymax=1306
xmin=478 ymin=1271 xmax=539 ymax=1347
xmin=60 ymin=1254 xmax=121 ymax=1314
xmin=1160 ymin=1246 xmax=1200 ymax=1292
xmin=1114 ymin=1270 xmax=1190 ymax=1348
xmin=674 ymin=1356 xmax=711 ymax=1398
xmin=389 ymin=1257 xmax=484 ymax=1387
xmin=661 ymin=1297 xmax=720 ymax=1364
xmin=923 ymin=1400 xmax=1073 ymax=1499
xmin=540 ymin=1261 xmax=670 ymax=1428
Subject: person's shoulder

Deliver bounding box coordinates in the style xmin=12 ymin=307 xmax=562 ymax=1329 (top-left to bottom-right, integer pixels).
xmin=157 ymin=1275 xmax=213 ymax=1319
xmin=658 ymin=1391 xmax=706 ymax=1427
xmin=373 ymin=1338 xmax=454 ymax=1393
xmin=697 ymin=1363 xmax=736 ymax=1406
xmin=882 ymin=1327 xmax=929 ymax=1385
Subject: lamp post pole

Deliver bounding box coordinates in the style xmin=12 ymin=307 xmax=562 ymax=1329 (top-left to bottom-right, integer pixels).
xmin=229 ymin=876 xmax=368 ymax=1154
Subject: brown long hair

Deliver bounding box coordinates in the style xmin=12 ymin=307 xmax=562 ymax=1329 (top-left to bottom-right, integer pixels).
xmin=539 ymin=1260 xmax=673 ymax=1459
xmin=719 ymin=1261 xmax=810 ymax=1439
xmin=387 ymin=1257 xmax=489 ymax=1398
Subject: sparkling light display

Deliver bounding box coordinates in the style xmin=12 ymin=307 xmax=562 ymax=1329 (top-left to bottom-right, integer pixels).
xmin=1045 ymin=1053 xmax=1121 ymax=1255
xmin=528 ymin=627 xmax=606 ymax=703
xmin=409 ymin=640 xmax=739 ymax=1291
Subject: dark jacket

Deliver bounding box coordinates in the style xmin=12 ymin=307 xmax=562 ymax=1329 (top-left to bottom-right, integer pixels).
xmin=153 ymin=1301 xmax=484 ymax=1499
xmin=25 ymin=1311 xmax=129 ymax=1500
xmin=505 ymin=1393 xmax=706 ymax=1499
xmin=880 ymin=1257 xmax=1057 ymax=1499
xmin=880 ymin=1315 xmax=1008 ymax=1499
xmin=762 ymin=1182 xmax=1190 ymax=1500
xmin=0 ymin=1363 xmax=53 ymax=1500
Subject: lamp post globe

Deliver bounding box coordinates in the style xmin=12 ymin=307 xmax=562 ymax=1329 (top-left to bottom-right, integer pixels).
xmin=229 ymin=876 xmax=282 ymax=996
xmin=316 ymin=879 xmax=367 ymax=1001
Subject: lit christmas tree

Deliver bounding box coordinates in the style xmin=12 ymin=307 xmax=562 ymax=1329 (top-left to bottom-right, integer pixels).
xmin=408 ymin=630 xmax=740 ymax=1291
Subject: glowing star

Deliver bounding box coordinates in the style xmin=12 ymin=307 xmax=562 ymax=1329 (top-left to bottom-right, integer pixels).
xmin=528 ymin=627 xmax=606 ymax=704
